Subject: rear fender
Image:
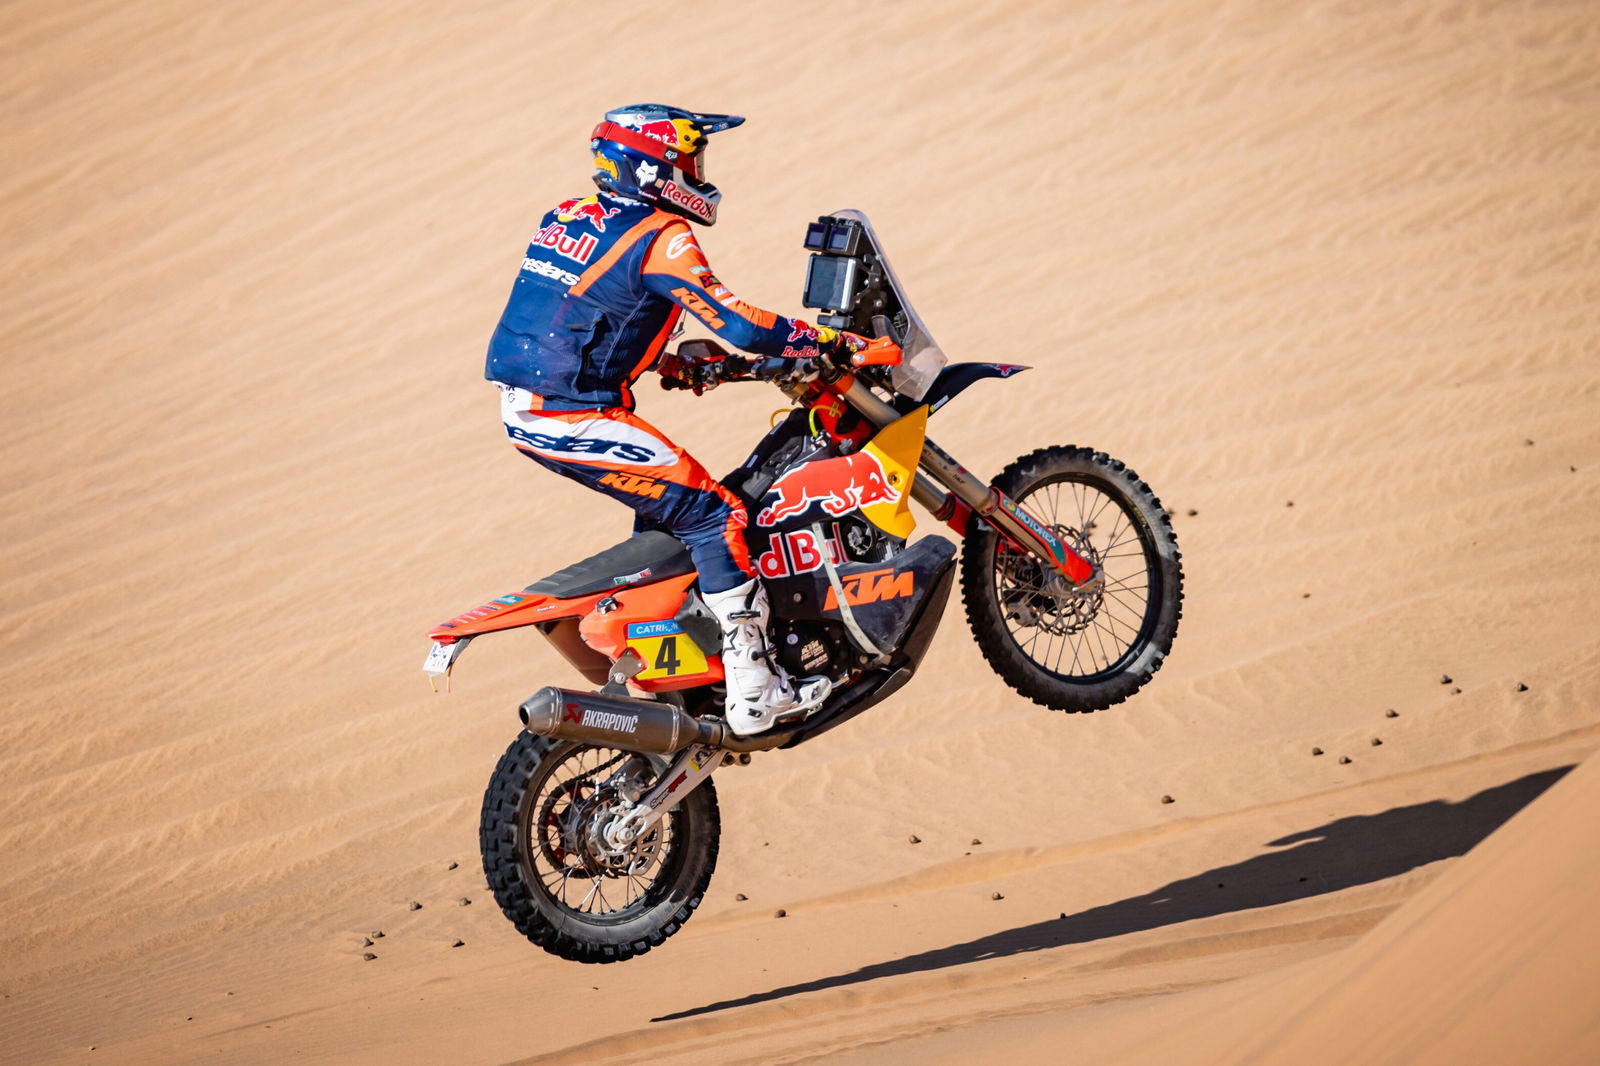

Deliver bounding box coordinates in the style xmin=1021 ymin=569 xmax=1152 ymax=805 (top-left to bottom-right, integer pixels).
xmin=427 ymin=587 xmax=606 ymax=642
xmin=892 ymin=362 xmax=1030 ymax=417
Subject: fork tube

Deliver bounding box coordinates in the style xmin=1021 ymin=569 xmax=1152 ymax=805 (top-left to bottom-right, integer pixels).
xmin=836 ymin=376 xmax=1092 ymax=585
xmin=836 ymin=377 xmax=994 ymax=515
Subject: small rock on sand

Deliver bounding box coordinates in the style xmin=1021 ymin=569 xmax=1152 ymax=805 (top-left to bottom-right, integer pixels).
xmin=458 ymin=898 xmax=471 ymax=906
xmin=361 ymin=937 xmax=373 ymax=947
xmin=735 ymin=893 xmax=748 ymax=901
xmin=991 ymin=892 xmax=1005 ymax=900
xmin=907 ymin=834 xmax=921 ymax=844
xmin=1440 ymin=674 xmax=1453 ymax=684
xmin=1160 ymin=795 xmax=1174 ymax=804
xmin=409 ymin=902 xmax=422 ymax=911
xmin=774 ymin=908 xmax=787 ymax=918
xmin=362 ymin=953 xmax=377 ymax=961
xmin=1515 ymin=682 xmax=1529 ymax=692
xmin=1385 ymin=709 xmax=1399 ymax=718
xmin=971 ymin=838 xmax=983 ymax=845
xmin=1186 ymin=508 xmax=1198 ymax=516
xmin=1312 ymin=747 xmax=1324 ymax=756
xmin=371 ymin=931 xmax=384 ymax=938
xmin=447 ymin=861 xmax=459 ymax=871
xmin=1339 ymin=756 xmax=1353 ymax=765
xmin=451 ymin=940 xmax=464 ymax=948
xmin=1371 ymin=737 xmax=1383 ymax=746
xmin=1451 ymin=686 xmax=1462 ymax=695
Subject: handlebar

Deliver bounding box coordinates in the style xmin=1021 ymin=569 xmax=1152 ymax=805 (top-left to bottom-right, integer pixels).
xmin=660 ymin=348 xmax=846 ymax=393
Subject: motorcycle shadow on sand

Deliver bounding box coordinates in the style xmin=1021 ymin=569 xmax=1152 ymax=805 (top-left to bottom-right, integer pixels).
xmin=654 ymin=765 xmax=1571 ymax=1022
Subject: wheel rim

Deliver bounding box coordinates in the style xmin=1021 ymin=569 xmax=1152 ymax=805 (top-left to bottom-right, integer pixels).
xmin=991 ymin=476 xmax=1159 ymax=682
xmin=521 ymin=745 xmax=685 ymax=923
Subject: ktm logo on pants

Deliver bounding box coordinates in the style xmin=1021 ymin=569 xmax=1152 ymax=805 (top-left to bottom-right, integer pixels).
xmin=600 ymin=471 xmax=666 ymax=500
xmin=823 ymin=567 xmax=913 ymax=609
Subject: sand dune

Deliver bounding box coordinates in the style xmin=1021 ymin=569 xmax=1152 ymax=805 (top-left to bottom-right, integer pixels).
xmin=3 ymin=0 xmax=1598 ymax=1063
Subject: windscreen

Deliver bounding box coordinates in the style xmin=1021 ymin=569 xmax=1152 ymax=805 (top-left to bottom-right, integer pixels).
xmin=831 ymin=209 xmax=946 ymax=400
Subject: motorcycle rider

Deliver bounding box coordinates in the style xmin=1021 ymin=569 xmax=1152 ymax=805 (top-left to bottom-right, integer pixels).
xmin=484 ymin=104 xmax=899 ymax=736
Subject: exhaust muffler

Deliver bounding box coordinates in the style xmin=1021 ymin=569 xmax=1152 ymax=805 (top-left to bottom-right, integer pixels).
xmin=519 ymin=686 xmax=725 ymax=755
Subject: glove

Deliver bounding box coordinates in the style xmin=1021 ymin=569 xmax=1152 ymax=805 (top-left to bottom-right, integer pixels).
xmin=656 ymin=351 xmax=721 ymax=394
xmin=815 ymin=326 xmax=898 ymax=368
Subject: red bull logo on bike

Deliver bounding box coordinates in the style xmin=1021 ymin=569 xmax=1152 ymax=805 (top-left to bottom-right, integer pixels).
xmin=756 ymin=525 xmax=846 ymax=579
xmin=554 ymin=195 xmax=621 ymax=233
xmin=757 ymin=452 xmax=902 ymax=527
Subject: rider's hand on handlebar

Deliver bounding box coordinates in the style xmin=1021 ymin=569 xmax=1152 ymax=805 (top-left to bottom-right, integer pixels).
xmin=816 ymin=327 xmax=902 ymax=369
xmin=657 ymin=350 xmax=721 ymax=394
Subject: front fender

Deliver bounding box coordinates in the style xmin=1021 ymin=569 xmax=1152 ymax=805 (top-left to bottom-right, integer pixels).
xmin=892 ymin=362 xmax=1030 ymax=416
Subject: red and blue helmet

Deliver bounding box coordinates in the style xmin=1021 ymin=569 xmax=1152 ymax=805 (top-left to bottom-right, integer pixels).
xmin=590 ymin=104 xmax=744 ymax=226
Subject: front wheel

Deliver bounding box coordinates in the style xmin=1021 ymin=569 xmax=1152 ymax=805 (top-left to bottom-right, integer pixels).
xmin=961 ymin=446 xmax=1182 ymax=712
xmin=480 ymin=733 xmax=719 ymax=963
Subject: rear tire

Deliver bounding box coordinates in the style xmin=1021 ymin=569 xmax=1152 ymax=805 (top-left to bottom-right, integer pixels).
xmin=480 ymin=733 xmax=719 ymax=963
xmin=960 ymin=446 xmax=1182 ymax=712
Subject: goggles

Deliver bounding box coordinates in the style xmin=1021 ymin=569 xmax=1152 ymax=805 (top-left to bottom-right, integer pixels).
xmin=591 ymin=121 xmax=707 ymax=184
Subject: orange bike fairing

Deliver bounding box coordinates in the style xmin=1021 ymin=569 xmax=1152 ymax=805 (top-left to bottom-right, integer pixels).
xmin=577 ymin=572 xmax=725 ymax=691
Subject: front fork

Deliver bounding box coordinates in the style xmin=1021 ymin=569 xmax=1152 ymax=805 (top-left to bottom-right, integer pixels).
xmin=833 ymin=377 xmax=1097 ymax=587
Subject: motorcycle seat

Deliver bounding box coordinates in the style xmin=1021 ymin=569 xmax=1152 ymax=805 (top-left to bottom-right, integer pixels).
xmin=524 ymin=531 xmax=696 ymax=599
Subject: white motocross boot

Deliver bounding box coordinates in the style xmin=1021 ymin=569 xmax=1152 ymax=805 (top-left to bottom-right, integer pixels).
xmin=703 ymin=578 xmax=831 ymax=736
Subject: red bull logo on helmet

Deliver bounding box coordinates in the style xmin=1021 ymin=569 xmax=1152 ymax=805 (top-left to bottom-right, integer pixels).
xmin=757 ymin=452 xmax=902 ymax=527
xmin=661 ymin=181 xmax=715 ymax=223
xmin=636 ymin=119 xmax=680 ymax=147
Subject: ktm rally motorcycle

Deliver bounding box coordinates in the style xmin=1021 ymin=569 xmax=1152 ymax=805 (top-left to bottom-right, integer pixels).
xmin=424 ymin=211 xmax=1183 ymax=963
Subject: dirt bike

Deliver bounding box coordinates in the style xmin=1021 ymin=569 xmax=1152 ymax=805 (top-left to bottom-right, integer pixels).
xmin=424 ymin=211 xmax=1183 ymax=963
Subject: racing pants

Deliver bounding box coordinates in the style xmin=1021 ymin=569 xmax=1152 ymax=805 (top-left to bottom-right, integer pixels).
xmin=497 ymin=385 xmax=754 ymax=593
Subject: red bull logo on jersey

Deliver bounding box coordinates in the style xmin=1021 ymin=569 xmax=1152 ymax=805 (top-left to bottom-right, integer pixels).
xmin=757 ymin=452 xmax=902 ymax=527
xmin=532 ymin=221 xmax=598 ymax=264
xmin=555 ymin=196 xmax=621 ymax=233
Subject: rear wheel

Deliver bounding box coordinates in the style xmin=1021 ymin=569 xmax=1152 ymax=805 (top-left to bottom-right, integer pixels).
xmin=960 ymin=446 xmax=1182 ymax=712
xmin=480 ymin=733 xmax=719 ymax=963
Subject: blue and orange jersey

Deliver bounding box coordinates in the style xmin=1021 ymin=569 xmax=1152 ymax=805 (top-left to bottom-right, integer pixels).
xmin=486 ymin=193 xmax=837 ymax=410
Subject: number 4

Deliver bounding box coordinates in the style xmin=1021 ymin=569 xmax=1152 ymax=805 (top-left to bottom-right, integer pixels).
xmin=653 ymin=636 xmax=681 ymax=675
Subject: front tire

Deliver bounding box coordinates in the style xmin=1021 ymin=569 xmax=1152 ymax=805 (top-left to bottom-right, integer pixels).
xmin=961 ymin=446 xmax=1182 ymax=712
xmin=480 ymin=733 xmax=719 ymax=963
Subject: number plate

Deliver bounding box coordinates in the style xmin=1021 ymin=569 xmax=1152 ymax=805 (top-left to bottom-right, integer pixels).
xmin=422 ymin=641 xmax=456 ymax=676
xmin=626 ymin=620 xmax=708 ymax=680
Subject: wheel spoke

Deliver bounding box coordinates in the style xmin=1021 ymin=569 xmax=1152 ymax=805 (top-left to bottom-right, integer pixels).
xmin=985 ymin=473 xmax=1167 ymax=681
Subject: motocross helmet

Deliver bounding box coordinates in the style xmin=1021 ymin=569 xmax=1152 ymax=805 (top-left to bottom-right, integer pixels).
xmin=590 ymin=104 xmax=744 ymax=226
